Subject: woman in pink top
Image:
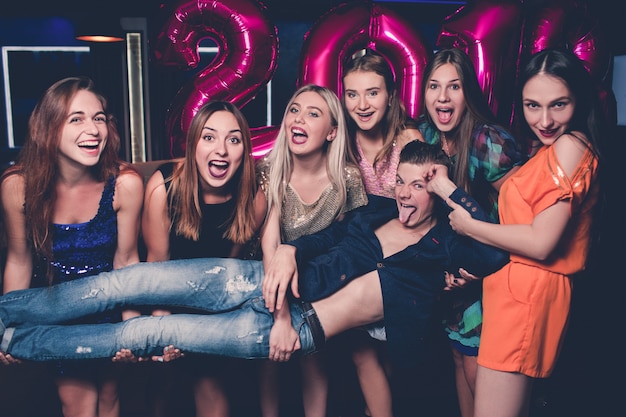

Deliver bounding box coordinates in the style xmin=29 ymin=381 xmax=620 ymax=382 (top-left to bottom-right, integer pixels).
xmin=340 ymin=49 xmax=423 ymax=417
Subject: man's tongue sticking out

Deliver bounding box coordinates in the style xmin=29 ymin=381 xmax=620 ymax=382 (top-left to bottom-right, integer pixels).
xmin=398 ymin=204 xmax=416 ymax=224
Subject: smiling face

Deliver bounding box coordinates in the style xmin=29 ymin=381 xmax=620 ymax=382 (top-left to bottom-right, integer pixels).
xmin=522 ymin=73 xmax=575 ymax=146
xmin=424 ymin=62 xmax=466 ymax=134
xmin=395 ymin=161 xmax=436 ymax=228
xmin=283 ymin=90 xmax=337 ymax=158
xmin=343 ymin=70 xmax=389 ymax=133
xmin=194 ymin=110 xmax=245 ymax=194
xmin=58 ymin=89 xmax=108 ymax=167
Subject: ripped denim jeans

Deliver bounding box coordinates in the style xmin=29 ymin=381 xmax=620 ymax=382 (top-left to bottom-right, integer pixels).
xmin=0 ymin=258 xmax=316 ymax=360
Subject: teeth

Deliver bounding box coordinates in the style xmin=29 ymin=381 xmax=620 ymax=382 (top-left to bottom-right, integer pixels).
xmin=79 ymin=140 xmax=99 ymax=147
xmin=210 ymin=161 xmax=228 ymax=167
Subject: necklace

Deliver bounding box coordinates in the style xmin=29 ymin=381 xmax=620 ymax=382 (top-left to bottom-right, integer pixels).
xmin=441 ymin=134 xmax=452 ymax=157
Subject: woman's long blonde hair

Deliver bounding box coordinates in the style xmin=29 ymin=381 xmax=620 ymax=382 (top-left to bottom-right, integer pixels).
xmin=262 ymin=84 xmax=353 ymax=220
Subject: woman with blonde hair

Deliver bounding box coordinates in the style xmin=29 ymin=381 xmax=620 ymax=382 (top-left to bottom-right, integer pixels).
xmin=257 ymin=84 xmax=368 ymax=417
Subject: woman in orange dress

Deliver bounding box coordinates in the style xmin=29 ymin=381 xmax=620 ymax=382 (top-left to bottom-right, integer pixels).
xmin=428 ymin=47 xmax=604 ymax=417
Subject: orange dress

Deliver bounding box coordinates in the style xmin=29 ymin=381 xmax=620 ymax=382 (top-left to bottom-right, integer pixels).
xmin=478 ymin=144 xmax=599 ymax=378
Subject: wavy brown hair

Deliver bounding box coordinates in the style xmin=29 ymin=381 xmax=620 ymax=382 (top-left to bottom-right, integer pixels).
xmin=420 ymin=48 xmax=499 ymax=195
xmin=166 ymin=101 xmax=258 ymax=244
xmin=342 ymin=49 xmax=419 ymax=170
xmin=1 ymin=76 xmax=122 ymax=273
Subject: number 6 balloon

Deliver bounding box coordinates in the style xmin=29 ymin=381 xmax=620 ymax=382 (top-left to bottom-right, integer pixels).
xmin=152 ymin=0 xmax=279 ymax=157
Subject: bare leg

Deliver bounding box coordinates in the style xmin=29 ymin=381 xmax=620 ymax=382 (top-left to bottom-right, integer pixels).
xmin=98 ymin=376 xmax=120 ymax=417
xmin=474 ymin=365 xmax=533 ymax=417
xmin=452 ymin=348 xmax=476 ymax=417
xmin=195 ymin=376 xmax=229 ymax=417
xmin=56 ymin=377 xmax=101 ymax=417
xmin=258 ymin=361 xmax=280 ymax=417
xmin=300 ymin=353 xmax=328 ymax=417
xmin=352 ymin=337 xmax=392 ymax=417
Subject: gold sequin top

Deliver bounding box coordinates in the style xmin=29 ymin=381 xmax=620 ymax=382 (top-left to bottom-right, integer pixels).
xmin=257 ymin=161 xmax=368 ymax=243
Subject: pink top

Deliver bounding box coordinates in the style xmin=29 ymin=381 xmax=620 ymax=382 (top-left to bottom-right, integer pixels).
xmin=356 ymin=140 xmax=400 ymax=198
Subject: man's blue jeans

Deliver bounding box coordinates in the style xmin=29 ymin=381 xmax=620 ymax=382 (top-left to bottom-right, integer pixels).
xmin=0 ymin=259 xmax=317 ymax=361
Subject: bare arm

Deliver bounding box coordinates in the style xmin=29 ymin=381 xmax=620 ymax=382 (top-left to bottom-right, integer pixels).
xmin=446 ymin=134 xmax=588 ymax=260
xmin=230 ymin=188 xmax=268 ymax=258
xmin=139 ymin=168 xmax=175 ymax=322
xmin=268 ymin=303 xmax=300 ymax=362
xmin=0 ymin=174 xmax=29 ymax=364
xmin=142 ymin=169 xmax=172 ymax=263
xmin=262 ymin=242 xmax=301 ymax=359
xmin=448 ymin=200 xmax=569 ymax=261
xmin=115 ymin=168 xmax=182 ymax=363
xmin=112 ymin=170 xmax=143 ymax=323
xmin=261 ymin=208 xmax=300 ymax=311
xmin=430 ymin=163 xmax=567 ymax=261
xmin=260 ymin=207 xmax=281 ymax=268
xmin=113 ymin=169 xmax=143 ymax=270
xmin=1 ymin=174 xmax=32 ymax=294
xmin=252 ymin=189 xmax=268 ymax=236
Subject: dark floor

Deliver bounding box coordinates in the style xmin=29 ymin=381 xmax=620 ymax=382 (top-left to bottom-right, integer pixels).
xmin=0 ymin=333 xmax=457 ymax=417
xmin=0 ymin=295 xmax=621 ymax=417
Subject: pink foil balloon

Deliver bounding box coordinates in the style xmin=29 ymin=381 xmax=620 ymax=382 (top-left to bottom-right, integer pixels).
xmin=522 ymin=0 xmax=609 ymax=81
xmin=521 ymin=0 xmax=615 ymax=123
xmin=250 ymin=125 xmax=279 ymax=160
xmin=152 ymin=0 xmax=278 ymax=157
xmin=437 ymin=0 xmax=523 ymax=124
xmin=297 ymin=1 xmax=432 ymax=119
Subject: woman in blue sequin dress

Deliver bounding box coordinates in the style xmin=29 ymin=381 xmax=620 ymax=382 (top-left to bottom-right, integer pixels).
xmin=0 ymin=77 xmax=144 ymax=417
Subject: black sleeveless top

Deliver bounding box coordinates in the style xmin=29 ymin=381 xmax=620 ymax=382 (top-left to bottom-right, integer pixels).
xmin=158 ymin=162 xmax=236 ymax=259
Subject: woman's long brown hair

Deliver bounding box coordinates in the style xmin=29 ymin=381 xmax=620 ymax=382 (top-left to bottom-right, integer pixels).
xmin=1 ymin=76 xmax=121 ymax=279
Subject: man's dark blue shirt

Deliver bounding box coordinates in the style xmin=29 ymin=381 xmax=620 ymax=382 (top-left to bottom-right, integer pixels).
xmin=289 ymin=192 xmax=509 ymax=367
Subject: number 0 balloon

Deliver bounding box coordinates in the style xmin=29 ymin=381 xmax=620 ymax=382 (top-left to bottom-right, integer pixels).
xmin=298 ymin=1 xmax=431 ymax=119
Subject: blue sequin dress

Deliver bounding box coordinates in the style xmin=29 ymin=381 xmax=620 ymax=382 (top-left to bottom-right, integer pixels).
xmin=33 ymin=175 xmax=120 ymax=376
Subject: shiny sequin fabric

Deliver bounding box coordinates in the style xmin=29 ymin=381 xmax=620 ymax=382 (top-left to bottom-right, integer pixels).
xmin=257 ymin=161 xmax=367 ymax=243
xmin=34 ymin=175 xmax=119 ymax=376
xmin=48 ymin=175 xmax=117 ymax=284
xmin=356 ymin=139 xmax=400 ymax=199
